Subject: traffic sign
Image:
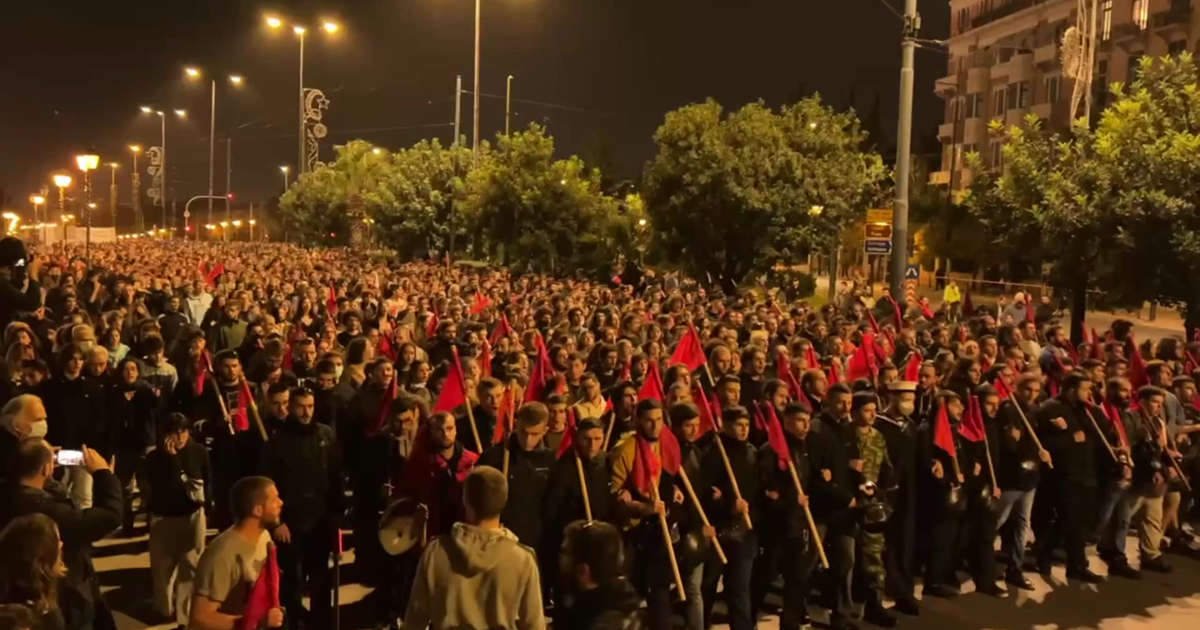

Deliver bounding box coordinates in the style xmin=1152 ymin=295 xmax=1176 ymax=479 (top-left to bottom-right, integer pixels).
xmin=866 ymin=209 xmax=893 ymax=225
xmin=864 ymin=239 xmax=892 ymax=255
xmin=905 ymin=264 xmax=919 ymax=280
xmin=865 ymin=222 xmax=892 ymax=239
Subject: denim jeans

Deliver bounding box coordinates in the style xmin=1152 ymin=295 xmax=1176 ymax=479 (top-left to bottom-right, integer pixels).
xmin=993 ymin=488 xmax=1035 ymax=573
xmin=702 ymin=531 xmax=758 ymax=630
xmin=1094 ymin=483 xmax=1132 ymax=560
xmin=683 ymin=562 xmax=705 ymax=630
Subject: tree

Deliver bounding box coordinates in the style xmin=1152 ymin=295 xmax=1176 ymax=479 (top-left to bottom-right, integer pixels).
xmin=279 ymin=140 xmax=398 ymax=247
xmin=459 ymin=124 xmax=624 ymax=274
xmin=642 ymin=98 xmax=886 ymax=290
xmin=371 ymin=139 xmax=475 ymax=258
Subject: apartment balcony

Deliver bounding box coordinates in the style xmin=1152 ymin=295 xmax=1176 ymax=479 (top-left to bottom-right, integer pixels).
xmin=935 ymin=74 xmax=958 ymax=97
xmin=971 ymin=0 xmax=1049 ymax=30
xmin=1152 ymin=5 xmax=1192 ymax=35
xmin=991 ymin=51 xmax=1035 ymax=82
xmin=1034 ymin=41 xmax=1057 ymax=66
xmin=1030 ymin=102 xmax=1052 ymax=120
xmin=938 ymin=121 xmax=955 ymax=140
xmin=1112 ymin=21 xmax=1146 ymax=42
xmin=1005 ymin=107 xmax=1030 ymax=127
xmin=966 ymin=66 xmax=992 ymax=93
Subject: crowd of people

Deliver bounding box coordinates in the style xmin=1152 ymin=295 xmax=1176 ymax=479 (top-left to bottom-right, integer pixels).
xmin=0 ymin=235 xmax=1197 ymax=630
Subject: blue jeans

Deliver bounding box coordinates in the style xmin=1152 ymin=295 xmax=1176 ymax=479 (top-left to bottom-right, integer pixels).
xmin=683 ymin=561 xmax=705 ymax=630
xmin=993 ymin=488 xmax=1035 ymax=572
xmin=1095 ymin=483 xmax=1132 ymax=560
xmin=702 ymin=531 xmax=758 ymax=630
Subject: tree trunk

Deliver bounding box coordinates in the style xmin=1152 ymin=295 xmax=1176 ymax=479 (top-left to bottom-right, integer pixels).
xmin=827 ymin=245 xmax=841 ymax=302
xmin=1070 ymin=272 xmax=1087 ymax=346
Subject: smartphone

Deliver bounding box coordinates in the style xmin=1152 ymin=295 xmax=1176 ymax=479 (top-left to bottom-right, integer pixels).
xmin=56 ymin=449 xmax=84 ymax=467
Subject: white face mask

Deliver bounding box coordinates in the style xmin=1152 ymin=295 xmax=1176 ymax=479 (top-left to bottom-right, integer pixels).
xmin=896 ymin=401 xmax=915 ymax=417
xmin=27 ymin=420 xmax=48 ymax=439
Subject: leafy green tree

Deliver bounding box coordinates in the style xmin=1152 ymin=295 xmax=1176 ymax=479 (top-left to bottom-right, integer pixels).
xmin=279 ymin=140 xmax=397 ymax=246
xmin=642 ymin=98 xmax=885 ymax=290
xmin=371 ymin=139 xmax=475 ymax=257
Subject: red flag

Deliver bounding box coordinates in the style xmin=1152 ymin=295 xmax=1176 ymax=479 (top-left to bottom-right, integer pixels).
xmin=556 ymin=407 xmax=578 ymax=459
xmin=492 ymin=386 xmax=515 ymax=445
xmin=239 ymin=544 xmax=280 ymax=630
xmin=630 ymin=432 xmax=681 ymax=495
xmin=932 ymin=401 xmax=957 ymax=459
xmin=827 ymin=357 xmax=842 ymax=384
xmin=326 ymin=285 xmax=338 ymax=317
xmin=637 ymin=361 xmax=665 ymax=402
xmin=524 ymin=334 xmax=555 ymax=403
xmin=763 ymin=402 xmax=791 ymax=471
xmin=434 ymin=347 xmax=468 ymax=413
xmin=1025 ymin=297 xmax=1036 ymax=323
xmin=845 ymin=333 xmax=879 ymax=382
xmin=658 ymin=425 xmax=682 ymax=475
xmin=867 ymin=310 xmax=881 ymax=335
xmin=470 ymin=291 xmax=491 ymax=315
xmin=692 ymin=384 xmax=721 ymax=436
xmin=776 ymin=351 xmax=804 ymax=403
xmin=193 ymin=352 xmax=211 ymax=396
xmin=752 ymin=403 xmax=769 ymax=434
xmin=369 ymin=376 xmax=398 ymax=437
xmin=993 ymin=376 xmax=1013 ymax=401
xmin=886 ymin=296 xmax=904 ymax=331
xmin=1128 ymin=335 xmax=1149 ymax=389
xmin=489 ymin=314 xmax=514 ymax=346
xmin=425 ymin=306 xmax=440 ymax=340
xmin=903 ymin=351 xmax=922 ymax=382
xmin=668 ymin=324 xmax=707 ymax=371
xmin=620 ymin=359 xmax=632 ymax=382
xmin=479 ymin=339 xmax=493 ymax=378
xmin=918 ymin=298 xmax=934 ymax=320
xmin=232 ymin=380 xmax=253 ymax=432
xmin=281 ymin=341 xmax=294 ymax=371
xmin=958 ymin=395 xmax=986 ymax=442
xmin=804 ymin=345 xmax=821 ymax=370
xmin=203 ymin=263 xmax=224 ymax=288
xmin=1101 ymin=401 xmax=1131 ymax=449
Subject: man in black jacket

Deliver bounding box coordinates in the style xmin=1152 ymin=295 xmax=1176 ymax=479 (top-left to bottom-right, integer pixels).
xmin=261 ymin=386 xmax=342 ymax=630
xmin=478 ymin=402 xmax=554 ymax=548
xmin=874 ymin=380 xmax=921 ymax=615
xmin=808 ymin=383 xmax=860 ymax=630
xmin=3 ymin=439 xmax=122 ymax=630
xmin=559 ymin=519 xmax=647 ymax=630
xmin=993 ymin=374 xmax=1052 ymax=589
xmin=457 ymin=377 xmax=500 ymax=453
xmin=145 ymin=413 xmax=211 ymax=626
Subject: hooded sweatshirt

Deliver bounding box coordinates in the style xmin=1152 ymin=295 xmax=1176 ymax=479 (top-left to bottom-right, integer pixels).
xmin=404 ymin=522 xmax=546 ymax=630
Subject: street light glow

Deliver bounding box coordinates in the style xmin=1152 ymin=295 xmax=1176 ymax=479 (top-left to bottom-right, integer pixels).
xmin=53 ymin=174 xmax=72 ymax=188
xmin=266 ymin=16 xmax=283 ymax=28
xmin=372 ymin=147 xmax=382 ymax=155
xmin=76 ymin=153 xmax=100 ymax=172
xmin=280 ymin=165 xmax=290 ymax=173
xmin=108 ymin=162 xmax=119 ymax=169
xmin=185 ymin=67 xmax=201 ymax=78
xmin=129 ymin=144 xmax=142 ymax=153
xmin=232 ymin=220 xmax=243 ymax=227
xmin=293 ymin=25 xmax=306 ymax=35
xmin=30 ymin=195 xmax=45 ymax=205
xmin=140 ymin=106 xmax=153 ymax=114
xmin=229 ymin=74 xmax=244 ymax=86
xmin=322 ymin=21 xmax=340 ymax=33
xmin=87 ymin=202 xmax=97 ymax=209
xmin=174 ymin=109 xmax=187 ymax=118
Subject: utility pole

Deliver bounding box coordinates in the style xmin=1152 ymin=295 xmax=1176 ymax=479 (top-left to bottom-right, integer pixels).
xmin=890 ymin=0 xmax=919 ymax=299
xmin=454 ymin=75 xmax=462 ymax=147
xmin=472 ymin=0 xmax=481 ymax=159
xmin=505 ymin=75 xmax=514 ymax=135
xmin=226 ymin=137 xmax=233 ymax=229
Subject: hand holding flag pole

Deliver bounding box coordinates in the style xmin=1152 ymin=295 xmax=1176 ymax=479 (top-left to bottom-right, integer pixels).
xmin=649 ymin=475 xmax=687 ymax=601
xmin=1008 ymin=398 xmax=1053 ymax=469
xmin=761 ymin=403 xmax=827 ymax=568
xmin=675 ymin=465 xmax=727 ymax=564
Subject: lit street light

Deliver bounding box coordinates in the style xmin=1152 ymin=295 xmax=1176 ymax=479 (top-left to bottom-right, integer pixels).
xmin=129 ymin=145 xmax=143 ymax=231
xmin=107 ymin=162 xmax=119 ymax=226
xmin=76 ymin=150 xmax=100 ymax=268
xmin=185 ymin=66 xmax=245 ymax=235
xmin=140 ymin=107 xmax=187 ymax=230
xmin=29 ymin=195 xmax=45 ymax=242
xmin=52 ymin=174 xmax=72 ymax=243
xmin=280 ymin=165 xmax=290 ymax=191
xmin=266 ymin=14 xmax=340 ymax=175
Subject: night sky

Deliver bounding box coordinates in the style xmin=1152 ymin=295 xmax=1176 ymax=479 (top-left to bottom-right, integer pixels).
xmin=0 ymin=0 xmax=948 ymax=217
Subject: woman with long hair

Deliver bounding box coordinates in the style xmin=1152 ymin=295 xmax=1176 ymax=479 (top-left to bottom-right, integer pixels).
xmin=0 ymin=514 xmax=68 ymax=630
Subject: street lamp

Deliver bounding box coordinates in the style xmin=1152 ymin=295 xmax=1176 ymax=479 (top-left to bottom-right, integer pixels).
xmin=185 ymin=66 xmax=245 ymax=234
xmin=140 ymin=107 xmax=187 ymax=231
xmin=129 ymin=145 xmax=143 ymax=231
xmin=280 ymin=165 xmax=290 ymax=190
xmin=266 ymin=14 xmax=341 ymax=175
xmin=107 ymin=162 xmax=119 ymax=226
xmin=505 ymin=74 xmax=514 ymax=135
xmin=29 ymin=195 xmax=45 ymax=243
xmin=76 ymin=150 xmax=100 ymax=268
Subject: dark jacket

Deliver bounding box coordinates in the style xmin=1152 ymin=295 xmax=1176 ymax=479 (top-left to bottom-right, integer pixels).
xmin=456 ymin=405 xmax=497 ymax=454
xmin=108 ymin=381 xmax=158 ymax=453
xmin=543 ymin=452 xmax=612 ymax=541
xmin=0 ymin=276 xmax=40 ymax=330
xmin=1035 ymin=397 xmax=1099 ymax=487
xmin=478 ymin=437 xmax=555 ymax=548
xmin=3 ymin=470 xmax=122 ymax=630
xmin=144 ymin=440 xmax=210 ymax=517
xmin=45 ymin=375 xmax=109 ymax=454
xmin=807 ymin=415 xmax=859 ymax=524
xmin=261 ymin=418 xmax=341 ymax=534
xmin=996 ymin=400 xmax=1041 ymax=491
xmin=700 ymin=433 xmax=760 ymax=533
xmin=564 ymin=578 xmax=648 ymax=630
xmin=757 ymin=433 xmax=814 ymax=540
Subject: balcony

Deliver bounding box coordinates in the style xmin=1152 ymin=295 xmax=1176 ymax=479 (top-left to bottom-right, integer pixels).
xmin=1112 ymin=21 xmax=1146 ymax=41
xmin=938 ymin=122 xmax=955 ymax=140
xmin=1034 ymin=41 xmax=1057 ymax=66
xmin=1152 ymin=5 xmax=1192 ymax=34
xmin=991 ymin=51 xmax=1034 ymax=82
xmin=935 ymin=75 xmax=959 ymax=97
xmin=971 ymin=0 xmax=1049 ymax=30
xmin=963 ymin=118 xmax=989 ymax=144
xmin=1030 ymin=102 xmax=1052 ymax=120
xmin=966 ymin=66 xmax=991 ymax=93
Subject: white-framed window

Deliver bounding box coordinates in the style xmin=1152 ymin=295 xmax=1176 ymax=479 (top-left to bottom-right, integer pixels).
xmin=1101 ymin=0 xmax=1113 ymax=40
xmin=1044 ymin=76 xmax=1061 ymax=104
xmin=1133 ymin=0 xmax=1149 ymax=30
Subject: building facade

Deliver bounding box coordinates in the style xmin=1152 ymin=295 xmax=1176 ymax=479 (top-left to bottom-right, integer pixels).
xmin=932 ymin=0 xmax=1196 ymax=190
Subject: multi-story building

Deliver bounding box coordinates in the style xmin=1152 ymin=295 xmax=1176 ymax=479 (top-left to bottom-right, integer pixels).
xmin=931 ymin=0 xmax=1195 ymax=190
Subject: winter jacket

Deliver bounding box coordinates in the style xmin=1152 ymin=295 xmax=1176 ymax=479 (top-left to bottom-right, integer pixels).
xmin=404 ymin=522 xmax=546 ymax=630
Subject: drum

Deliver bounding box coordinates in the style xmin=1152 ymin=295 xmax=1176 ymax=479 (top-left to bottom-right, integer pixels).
xmin=378 ymin=497 xmax=424 ymax=556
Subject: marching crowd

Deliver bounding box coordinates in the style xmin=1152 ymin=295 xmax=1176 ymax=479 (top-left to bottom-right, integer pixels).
xmin=0 ymin=235 xmax=1197 ymax=630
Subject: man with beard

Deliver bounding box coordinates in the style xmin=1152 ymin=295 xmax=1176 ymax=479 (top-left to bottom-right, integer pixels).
xmin=478 ymin=402 xmax=554 ymax=550
xmin=290 ymin=338 xmax=320 ymax=381
xmin=606 ymin=381 xmax=639 ymax=446
xmin=311 ymin=359 xmax=341 ymax=428
xmin=542 ymin=394 xmax=570 ymax=454
xmin=346 ymin=357 xmax=399 ymax=582
xmin=915 ymin=362 xmax=940 ymax=422
xmin=1092 ymin=377 xmax=1142 ymax=579
xmin=458 ymin=377 xmax=500 ymax=453
xmin=574 ymin=373 xmax=608 ymax=421
xmin=959 ymin=385 xmax=1007 ymax=598
xmin=400 ymin=411 xmax=479 ymax=544
xmin=190 ymin=476 xmax=285 ymax=629
xmin=994 ymin=374 xmax=1053 ymax=589
xmin=198 ymin=350 xmax=255 ymax=528
xmin=1032 ymin=372 xmax=1105 ymax=583
xmin=610 ymin=399 xmax=686 ymax=630
xmin=874 ymin=380 xmax=921 ymax=616
xmin=261 ymin=387 xmax=341 ymax=629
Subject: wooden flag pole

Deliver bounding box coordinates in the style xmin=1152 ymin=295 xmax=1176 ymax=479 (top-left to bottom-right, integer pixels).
xmin=601 ymin=409 xmax=616 ymax=451
xmin=693 ymin=382 xmax=749 ymax=529
xmin=574 ymin=453 xmax=594 ymax=522
xmin=786 ymin=459 xmax=828 ymax=569
xmin=244 ymin=378 xmax=269 ymax=442
xmin=204 ymin=356 xmax=235 ymax=436
xmin=1082 ymin=405 xmax=1120 ymax=465
xmin=677 ymin=467 xmax=727 ymax=564
xmin=649 ymin=477 xmax=686 ymax=602
xmin=1009 ymin=399 xmax=1053 ymax=469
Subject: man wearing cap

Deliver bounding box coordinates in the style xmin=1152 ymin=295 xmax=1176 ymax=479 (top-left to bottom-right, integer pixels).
xmin=851 ymin=391 xmax=896 ymax=627
xmin=874 ymin=380 xmax=920 ymax=616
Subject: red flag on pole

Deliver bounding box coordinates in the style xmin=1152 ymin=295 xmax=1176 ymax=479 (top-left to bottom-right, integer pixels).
xmin=932 ymin=401 xmax=957 ymax=459
xmin=867 ymin=310 xmax=881 ymax=335
xmin=326 ymin=285 xmax=338 ymax=317
xmin=958 ymin=395 xmax=987 ymax=442
xmin=492 ymin=386 xmax=515 ymax=445
xmin=827 ymin=358 xmax=842 ymax=385
xmin=630 ymin=432 xmax=682 ymax=495
xmin=804 ymin=345 xmax=821 ymax=371
xmin=668 ymin=324 xmax=707 ymax=371
xmin=763 ymin=402 xmax=791 ymax=471
xmin=524 ymin=334 xmax=556 ymax=403
xmin=752 ymin=403 xmax=769 ymax=434
xmin=993 ymin=376 xmax=1012 ymax=401
xmin=434 ymin=347 xmax=468 ymax=413
xmin=479 ymin=339 xmax=493 ymax=378
xmin=1025 ymin=296 xmax=1036 ymax=323
xmin=1101 ymin=401 xmax=1131 ymax=450
xmin=469 ymin=291 xmax=491 ymax=315
xmin=556 ymin=407 xmax=578 ymax=459
xmin=232 ymin=380 xmax=253 ymax=432
xmin=903 ymin=351 xmax=922 ymax=382
xmin=425 ymin=306 xmax=440 ymax=340
xmin=692 ymin=384 xmax=720 ymax=436
xmin=239 ymin=544 xmax=280 ymax=630
xmin=369 ymin=375 xmax=399 ymax=436
xmin=489 ymin=314 xmax=514 ymax=346
xmin=886 ymin=295 xmax=904 ymax=331
xmin=846 ymin=333 xmax=879 ymax=382
xmin=776 ymin=351 xmax=805 ymax=405
xmin=1128 ymin=335 xmax=1149 ymax=389
xmin=637 ymin=361 xmax=665 ymax=402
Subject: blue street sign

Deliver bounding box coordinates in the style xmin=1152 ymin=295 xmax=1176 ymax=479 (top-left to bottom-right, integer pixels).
xmin=905 ymin=264 xmax=919 ymax=280
xmin=865 ymin=239 xmax=892 ymax=255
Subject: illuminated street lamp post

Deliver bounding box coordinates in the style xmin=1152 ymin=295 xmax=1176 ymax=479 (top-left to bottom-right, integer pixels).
xmin=107 ymin=162 xmax=119 ymax=226
xmin=140 ymin=107 xmax=186 ymax=231
xmin=52 ymin=174 xmax=71 ymax=243
xmin=266 ymin=16 xmax=339 ymax=174
xmin=76 ymin=151 xmax=100 ymax=267
xmin=129 ymin=145 xmax=143 ymax=231
xmin=185 ymin=67 xmax=244 ymax=235
xmin=29 ymin=195 xmax=45 ymax=243
xmin=280 ymin=165 xmax=290 ymax=191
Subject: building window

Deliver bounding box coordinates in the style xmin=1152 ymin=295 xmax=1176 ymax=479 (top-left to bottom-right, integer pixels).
xmin=994 ymin=88 xmax=1007 ymax=116
xmin=1133 ymin=0 xmax=1149 ymax=30
xmin=1169 ymin=40 xmax=1187 ymax=56
xmin=1044 ymin=76 xmax=1060 ymax=104
xmin=1019 ymin=81 xmax=1032 ymax=108
xmin=965 ymin=93 xmax=984 ymax=118
xmin=1129 ymin=53 xmax=1145 ymax=82
xmin=990 ymin=142 xmax=1004 ymax=169
xmin=1101 ymin=1 xmax=1113 ymax=41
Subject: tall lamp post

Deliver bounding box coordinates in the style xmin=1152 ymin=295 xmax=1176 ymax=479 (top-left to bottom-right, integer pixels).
xmin=280 ymin=165 xmax=290 ymax=191
xmin=505 ymin=74 xmax=514 ymax=135
xmin=473 ymin=0 xmax=481 ymax=157
xmin=140 ymin=107 xmax=187 ymax=231
xmin=52 ymin=174 xmax=71 ymax=244
xmin=29 ymin=195 xmax=45 ymax=243
xmin=129 ymin=145 xmax=143 ymax=232
xmin=185 ymin=67 xmax=244 ymax=235
xmin=107 ymin=162 xmax=119 ymax=226
xmin=76 ymin=151 xmax=100 ymax=268
xmin=265 ymin=16 xmax=340 ymax=175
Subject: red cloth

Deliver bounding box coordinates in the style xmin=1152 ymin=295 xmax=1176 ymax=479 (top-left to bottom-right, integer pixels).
xmin=752 ymin=403 xmax=768 ymax=434
xmin=232 ymin=380 xmax=252 ymax=432
xmin=239 ymin=543 xmax=280 ymax=630
xmin=204 ymin=263 xmax=224 ymax=288
xmin=776 ymin=351 xmax=806 ymax=408
xmin=958 ymin=395 xmax=986 ymax=442
xmin=492 ymin=386 xmax=515 ymax=445
xmin=630 ymin=432 xmax=681 ymax=495
xmin=692 ymin=384 xmax=721 ymax=436
xmin=469 ymin=292 xmax=491 ymax=315
xmin=1025 ymin=297 xmax=1035 ymax=323
xmin=479 ymin=340 xmax=492 ymax=378
xmin=827 ymin=358 xmax=842 ymax=384
xmin=763 ymin=403 xmax=791 ymax=471
xmin=524 ymin=334 xmax=556 ymax=403
xmin=489 ymin=314 xmax=514 ymax=346
xmin=903 ymin=351 xmax=922 ymax=382
xmin=637 ymin=361 xmax=665 ymax=402
xmin=434 ymin=348 xmax=468 ymax=413
xmin=845 ymin=333 xmax=879 ymax=382
xmin=556 ymin=407 xmax=577 ymax=459
xmin=193 ymin=353 xmax=210 ymax=397
xmin=377 ymin=333 xmax=396 ymax=362
xmin=918 ymin=299 xmax=934 ymax=320
xmin=326 ymin=286 xmax=338 ymax=317
xmin=867 ymin=311 xmax=880 ymax=335
xmin=1101 ymin=401 xmax=1131 ymax=449
xmin=369 ymin=376 xmax=399 ymax=437
xmin=668 ymin=325 xmax=707 ymax=371
xmin=1128 ymin=335 xmax=1149 ymax=389
xmin=805 ymin=345 xmax=820 ymax=370
xmin=620 ymin=359 xmax=632 ymax=382
xmin=886 ymin=296 xmax=904 ymax=331
xmin=993 ymin=376 xmax=1013 ymax=401
xmin=425 ymin=307 xmax=440 ymax=340
xmin=399 ymin=434 xmax=479 ymax=537
xmin=933 ymin=402 xmax=957 ymax=459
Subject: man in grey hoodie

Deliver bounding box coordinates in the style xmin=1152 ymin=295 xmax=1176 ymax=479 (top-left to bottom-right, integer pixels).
xmin=404 ymin=465 xmax=547 ymax=630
